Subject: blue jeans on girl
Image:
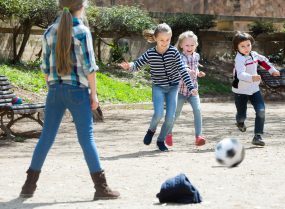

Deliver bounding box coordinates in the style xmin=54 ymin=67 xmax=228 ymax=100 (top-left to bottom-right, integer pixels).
xmin=149 ymin=84 xmax=179 ymax=142
xmin=30 ymin=84 xmax=102 ymax=173
xmin=171 ymin=94 xmax=202 ymax=137
xmin=234 ymin=91 xmax=265 ymax=135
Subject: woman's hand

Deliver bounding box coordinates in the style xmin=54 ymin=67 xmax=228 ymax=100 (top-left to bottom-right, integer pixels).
xmin=191 ymin=89 xmax=198 ymax=96
xmin=198 ymin=71 xmax=206 ymax=77
xmin=118 ymin=62 xmax=130 ymax=71
xmin=252 ymin=75 xmax=261 ymax=82
xmin=90 ymin=94 xmax=99 ymax=110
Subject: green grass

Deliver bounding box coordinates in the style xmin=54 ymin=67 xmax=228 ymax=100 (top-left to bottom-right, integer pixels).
xmin=0 ymin=64 xmax=152 ymax=103
xmin=97 ymin=73 xmax=151 ymax=103
xmin=0 ymin=64 xmax=46 ymax=93
xmin=0 ymin=63 xmax=231 ymax=104
xmin=199 ymin=77 xmax=231 ymax=95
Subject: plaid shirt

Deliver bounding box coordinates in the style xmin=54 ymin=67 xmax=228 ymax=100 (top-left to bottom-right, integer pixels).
xmin=41 ymin=17 xmax=99 ymax=88
xmin=179 ymin=52 xmax=200 ymax=97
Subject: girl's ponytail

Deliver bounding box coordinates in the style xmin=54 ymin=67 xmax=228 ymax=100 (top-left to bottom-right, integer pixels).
xmin=56 ymin=8 xmax=73 ymax=76
xmin=56 ymin=0 xmax=85 ymax=76
xmin=143 ymin=23 xmax=172 ymax=43
xmin=143 ymin=29 xmax=156 ymax=43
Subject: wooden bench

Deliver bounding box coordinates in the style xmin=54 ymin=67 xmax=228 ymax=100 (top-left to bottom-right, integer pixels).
xmin=0 ymin=75 xmax=45 ymax=139
xmin=257 ymin=68 xmax=285 ymax=99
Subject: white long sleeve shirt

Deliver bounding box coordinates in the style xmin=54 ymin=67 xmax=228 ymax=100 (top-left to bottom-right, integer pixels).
xmin=232 ymin=51 xmax=278 ymax=95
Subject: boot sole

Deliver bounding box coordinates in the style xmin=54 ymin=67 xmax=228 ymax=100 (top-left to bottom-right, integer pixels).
xmin=252 ymin=142 xmax=265 ymax=146
xmin=195 ymin=141 xmax=205 ymax=146
xmin=236 ymin=123 xmax=246 ymax=132
xmin=93 ymin=196 xmax=120 ymax=200
xmin=19 ymin=193 xmax=33 ymax=198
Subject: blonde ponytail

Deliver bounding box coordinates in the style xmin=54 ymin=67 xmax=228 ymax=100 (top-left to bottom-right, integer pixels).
xmin=143 ymin=23 xmax=172 ymax=43
xmin=143 ymin=29 xmax=156 ymax=43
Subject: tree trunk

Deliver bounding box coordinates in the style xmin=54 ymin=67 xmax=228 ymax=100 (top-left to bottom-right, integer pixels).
xmin=12 ymin=25 xmax=22 ymax=62
xmin=97 ymin=38 xmax=101 ymax=62
xmin=13 ymin=21 xmax=33 ymax=63
xmin=35 ymin=48 xmax=42 ymax=61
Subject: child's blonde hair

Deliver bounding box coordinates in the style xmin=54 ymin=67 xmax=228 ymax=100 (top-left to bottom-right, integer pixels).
xmin=143 ymin=23 xmax=172 ymax=43
xmin=175 ymin=31 xmax=198 ymax=52
xmin=56 ymin=0 xmax=87 ymax=76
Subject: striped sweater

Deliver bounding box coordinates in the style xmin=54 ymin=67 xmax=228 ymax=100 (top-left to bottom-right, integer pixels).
xmin=130 ymin=45 xmax=194 ymax=91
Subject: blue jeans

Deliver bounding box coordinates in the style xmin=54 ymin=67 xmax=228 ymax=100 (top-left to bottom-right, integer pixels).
xmin=30 ymin=84 xmax=102 ymax=173
xmin=170 ymin=94 xmax=202 ymax=137
xmin=149 ymin=84 xmax=179 ymax=142
xmin=234 ymin=91 xmax=265 ymax=135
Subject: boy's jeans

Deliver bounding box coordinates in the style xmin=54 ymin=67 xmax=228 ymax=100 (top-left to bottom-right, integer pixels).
xmin=30 ymin=84 xmax=102 ymax=173
xmin=234 ymin=91 xmax=265 ymax=135
xmin=149 ymin=84 xmax=179 ymax=142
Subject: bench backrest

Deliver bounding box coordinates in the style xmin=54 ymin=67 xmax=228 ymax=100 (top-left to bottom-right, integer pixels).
xmin=0 ymin=75 xmax=45 ymax=113
xmin=257 ymin=68 xmax=285 ymax=88
xmin=0 ymin=76 xmax=14 ymax=107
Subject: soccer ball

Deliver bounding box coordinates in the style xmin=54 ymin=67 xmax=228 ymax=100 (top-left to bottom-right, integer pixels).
xmin=215 ymin=138 xmax=245 ymax=167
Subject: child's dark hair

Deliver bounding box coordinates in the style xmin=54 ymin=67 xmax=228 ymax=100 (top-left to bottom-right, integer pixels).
xmin=232 ymin=32 xmax=255 ymax=51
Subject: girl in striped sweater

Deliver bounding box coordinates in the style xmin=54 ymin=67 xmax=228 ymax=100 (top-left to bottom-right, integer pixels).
xmin=119 ymin=23 xmax=197 ymax=151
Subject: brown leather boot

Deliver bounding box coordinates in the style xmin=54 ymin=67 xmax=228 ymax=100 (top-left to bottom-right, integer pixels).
xmin=91 ymin=170 xmax=120 ymax=200
xmin=19 ymin=168 xmax=40 ymax=198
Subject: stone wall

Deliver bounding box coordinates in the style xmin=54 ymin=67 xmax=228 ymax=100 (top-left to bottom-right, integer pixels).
xmin=0 ymin=28 xmax=43 ymax=61
xmin=93 ymin=0 xmax=285 ymax=31
xmin=198 ymin=31 xmax=285 ymax=61
xmin=94 ymin=0 xmax=285 ymax=18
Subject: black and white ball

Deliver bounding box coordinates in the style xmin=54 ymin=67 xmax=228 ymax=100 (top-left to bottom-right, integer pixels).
xmin=215 ymin=138 xmax=245 ymax=167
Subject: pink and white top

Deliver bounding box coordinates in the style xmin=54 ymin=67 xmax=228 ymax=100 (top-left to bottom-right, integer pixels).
xmin=178 ymin=52 xmax=200 ymax=97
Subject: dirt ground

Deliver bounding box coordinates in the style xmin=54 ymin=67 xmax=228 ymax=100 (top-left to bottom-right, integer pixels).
xmin=0 ymin=101 xmax=285 ymax=209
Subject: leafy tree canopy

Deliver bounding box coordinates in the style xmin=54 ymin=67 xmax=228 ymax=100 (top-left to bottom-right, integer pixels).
xmin=0 ymin=0 xmax=58 ymax=28
xmin=87 ymin=5 xmax=155 ymax=37
xmin=162 ymin=13 xmax=216 ymax=43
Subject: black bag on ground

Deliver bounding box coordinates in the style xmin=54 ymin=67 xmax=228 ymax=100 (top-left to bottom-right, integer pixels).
xmin=156 ymin=173 xmax=202 ymax=204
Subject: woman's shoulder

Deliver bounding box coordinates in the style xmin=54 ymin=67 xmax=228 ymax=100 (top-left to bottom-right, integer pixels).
xmin=73 ymin=24 xmax=91 ymax=41
xmin=193 ymin=52 xmax=200 ymax=59
xmin=167 ymin=45 xmax=180 ymax=56
xmin=250 ymin=51 xmax=261 ymax=57
xmin=43 ymin=23 xmax=57 ymax=38
xmin=168 ymin=45 xmax=179 ymax=52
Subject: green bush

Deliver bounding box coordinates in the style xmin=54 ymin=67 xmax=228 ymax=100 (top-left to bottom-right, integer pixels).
xmin=0 ymin=0 xmax=58 ymax=63
xmin=248 ymin=20 xmax=276 ymax=36
xmin=162 ymin=14 xmax=216 ymax=43
xmin=87 ymin=5 xmax=154 ymax=35
xmin=87 ymin=5 xmax=155 ymax=62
